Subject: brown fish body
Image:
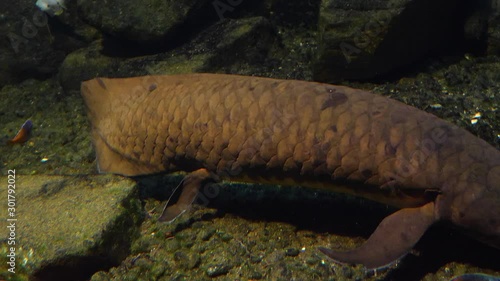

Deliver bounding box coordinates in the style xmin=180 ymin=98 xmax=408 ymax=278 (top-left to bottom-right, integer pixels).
xmin=81 ymin=74 xmax=500 ymax=269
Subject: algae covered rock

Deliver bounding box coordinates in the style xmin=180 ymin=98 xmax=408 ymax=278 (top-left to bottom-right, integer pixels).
xmin=77 ymin=0 xmax=213 ymax=41
xmin=145 ymin=16 xmax=275 ymax=75
xmin=0 ymin=0 xmax=98 ymax=88
xmin=313 ymin=0 xmax=466 ymax=82
xmin=59 ymin=16 xmax=275 ymax=91
xmin=58 ymin=41 xmax=126 ymax=91
xmin=0 ymin=174 xmax=143 ymax=281
xmin=487 ymin=7 xmax=500 ymax=55
xmin=0 ymin=0 xmax=63 ymax=87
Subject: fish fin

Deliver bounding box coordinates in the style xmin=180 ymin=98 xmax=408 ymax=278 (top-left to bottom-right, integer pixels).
xmin=7 ymin=119 xmax=32 ymax=145
xmin=159 ymin=168 xmax=214 ymax=222
xmin=158 ymin=178 xmax=187 ymax=222
xmin=319 ymin=201 xmax=436 ymax=269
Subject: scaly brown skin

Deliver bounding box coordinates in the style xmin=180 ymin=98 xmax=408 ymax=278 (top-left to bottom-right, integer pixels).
xmin=81 ymin=74 xmax=500 ymax=269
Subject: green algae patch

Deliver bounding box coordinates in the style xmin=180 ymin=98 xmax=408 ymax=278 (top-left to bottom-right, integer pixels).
xmin=0 ymin=174 xmax=143 ymax=281
xmin=58 ymin=42 xmax=123 ymax=91
xmin=145 ymin=54 xmax=211 ymax=75
xmin=0 ymin=78 xmax=96 ymax=176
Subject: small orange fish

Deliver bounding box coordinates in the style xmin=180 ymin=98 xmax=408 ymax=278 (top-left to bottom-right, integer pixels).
xmin=7 ymin=119 xmax=32 ymax=145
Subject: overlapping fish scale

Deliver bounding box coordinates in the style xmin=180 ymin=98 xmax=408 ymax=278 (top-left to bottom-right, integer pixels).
xmin=92 ymin=74 xmax=499 ymax=201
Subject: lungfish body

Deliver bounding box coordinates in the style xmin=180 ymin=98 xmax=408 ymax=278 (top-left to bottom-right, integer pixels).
xmin=81 ymin=74 xmax=500 ymax=269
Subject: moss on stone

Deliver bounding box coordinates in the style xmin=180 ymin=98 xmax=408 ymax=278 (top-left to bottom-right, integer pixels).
xmin=0 ymin=175 xmax=143 ymax=280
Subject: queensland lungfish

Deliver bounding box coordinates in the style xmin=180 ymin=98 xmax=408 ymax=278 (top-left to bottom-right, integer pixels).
xmin=80 ymin=73 xmax=500 ymax=269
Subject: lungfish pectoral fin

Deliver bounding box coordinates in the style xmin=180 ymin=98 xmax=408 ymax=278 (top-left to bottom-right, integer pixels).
xmin=319 ymin=202 xmax=436 ymax=269
xmin=159 ymin=168 xmax=214 ymax=222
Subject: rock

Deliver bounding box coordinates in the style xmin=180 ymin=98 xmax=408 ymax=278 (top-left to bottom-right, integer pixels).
xmin=313 ymin=0 xmax=467 ymax=82
xmin=136 ymin=16 xmax=275 ymax=77
xmin=174 ymin=251 xmax=201 ymax=270
xmin=50 ymin=0 xmax=101 ymax=42
xmin=0 ymin=174 xmax=143 ymax=281
xmin=205 ymin=264 xmax=231 ymax=277
xmin=285 ymin=247 xmax=300 ymax=257
xmin=58 ymin=41 xmax=127 ymax=91
xmin=487 ymin=5 xmax=500 ymax=55
xmin=77 ymin=0 xmax=213 ymax=41
xmin=59 ymin=16 xmax=275 ymax=92
xmin=0 ymin=0 xmax=98 ymax=88
xmin=0 ymin=0 xmax=61 ymax=87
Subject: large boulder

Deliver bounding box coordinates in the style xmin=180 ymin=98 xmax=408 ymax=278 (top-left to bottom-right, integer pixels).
xmin=59 ymin=16 xmax=275 ymax=91
xmin=313 ymin=0 xmax=468 ymax=82
xmin=0 ymin=175 xmax=142 ymax=281
xmin=0 ymin=0 xmax=98 ymax=88
xmin=487 ymin=5 xmax=500 ymax=54
xmin=77 ymin=0 xmax=214 ymax=41
xmin=0 ymin=0 xmax=62 ymax=86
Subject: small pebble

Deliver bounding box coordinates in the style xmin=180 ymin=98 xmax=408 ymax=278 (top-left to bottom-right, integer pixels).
xmin=199 ymin=228 xmax=216 ymax=241
xmin=206 ymin=264 xmax=230 ymax=277
xmin=173 ymin=251 xmax=199 ymax=269
xmin=219 ymin=232 xmax=233 ymax=242
xmin=250 ymin=254 xmax=263 ymax=263
xmin=285 ymin=248 xmax=300 ymax=256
